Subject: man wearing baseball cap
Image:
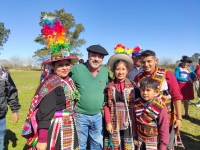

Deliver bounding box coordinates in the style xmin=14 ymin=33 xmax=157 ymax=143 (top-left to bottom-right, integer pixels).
xmin=127 ymin=49 xmax=143 ymax=80
xmin=69 ymin=45 xmax=109 ymax=150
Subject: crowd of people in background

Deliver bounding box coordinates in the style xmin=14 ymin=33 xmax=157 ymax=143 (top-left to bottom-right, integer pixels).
xmin=1 ymin=16 xmax=200 ymax=150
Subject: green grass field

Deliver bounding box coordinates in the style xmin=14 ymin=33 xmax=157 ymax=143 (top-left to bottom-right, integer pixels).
xmin=4 ymin=71 xmax=200 ymax=150
xmin=5 ymin=71 xmax=41 ymax=150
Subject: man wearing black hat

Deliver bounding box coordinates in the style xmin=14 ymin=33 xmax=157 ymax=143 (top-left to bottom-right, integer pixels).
xmin=69 ymin=45 xmax=109 ymax=150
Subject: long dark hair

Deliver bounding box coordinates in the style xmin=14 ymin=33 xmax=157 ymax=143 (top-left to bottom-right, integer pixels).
xmin=113 ymin=59 xmax=128 ymax=79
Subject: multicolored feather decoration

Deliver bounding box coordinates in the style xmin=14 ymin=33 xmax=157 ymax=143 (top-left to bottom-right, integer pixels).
xmin=114 ymin=44 xmax=141 ymax=55
xmin=41 ymin=15 xmax=70 ymax=55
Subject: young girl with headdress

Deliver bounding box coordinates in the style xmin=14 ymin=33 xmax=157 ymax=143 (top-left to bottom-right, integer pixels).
xmin=103 ymin=44 xmax=141 ymax=150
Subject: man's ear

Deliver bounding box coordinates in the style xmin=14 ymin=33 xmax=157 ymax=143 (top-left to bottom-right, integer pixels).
xmin=155 ymin=58 xmax=158 ymax=65
xmin=155 ymin=89 xmax=159 ymax=93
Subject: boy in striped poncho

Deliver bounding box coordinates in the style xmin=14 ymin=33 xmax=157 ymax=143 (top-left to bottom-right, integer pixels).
xmin=132 ymin=78 xmax=169 ymax=150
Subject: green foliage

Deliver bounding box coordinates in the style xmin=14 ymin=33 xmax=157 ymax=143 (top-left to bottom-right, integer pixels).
xmin=190 ymin=53 xmax=200 ymax=64
xmin=33 ymin=9 xmax=86 ymax=59
xmin=33 ymin=48 xmax=51 ymax=61
xmin=0 ymin=22 xmax=10 ymax=48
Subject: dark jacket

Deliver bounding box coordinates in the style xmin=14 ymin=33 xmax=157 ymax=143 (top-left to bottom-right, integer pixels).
xmin=0 ymin=68 xmax=21 ymax=118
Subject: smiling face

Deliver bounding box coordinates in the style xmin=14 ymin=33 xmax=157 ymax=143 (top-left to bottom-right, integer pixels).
xmin=140 ymin=87 xmax=156 ymax=101
xmin=114 ymin=61 xmax=128 ymax=81
xmin=88 ymin=52 xmax=104 ymax=69
xmin=140 ymin=56 xmax=158 ymax=74
xmin=52 ymin=59 xmax=71 ymax=78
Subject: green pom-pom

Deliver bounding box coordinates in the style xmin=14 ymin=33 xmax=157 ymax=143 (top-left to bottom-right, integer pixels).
xmin=72 ymin=89 xmax=80 ymax=101
xmin=50 ymin=44 xmax=70 ymax=54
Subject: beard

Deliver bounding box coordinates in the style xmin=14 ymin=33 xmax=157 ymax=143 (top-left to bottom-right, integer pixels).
xmin=88 ymin=59 xmax=102 ymax=69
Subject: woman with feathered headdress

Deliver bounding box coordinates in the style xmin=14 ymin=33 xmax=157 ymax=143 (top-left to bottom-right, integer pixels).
xmin=22 ymin=16 xmax=80 ymax=150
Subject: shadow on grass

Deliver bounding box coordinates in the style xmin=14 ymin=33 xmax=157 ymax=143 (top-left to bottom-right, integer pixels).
xmin=23 ymin=144 xmax=28 ymax=150
xmin=183 ymin=115 xmax=200 ymax=126
xmin=4 ymin=130 xmax=18 ymax=150
xmin=175 ymin=130 xmax=200 ymax=150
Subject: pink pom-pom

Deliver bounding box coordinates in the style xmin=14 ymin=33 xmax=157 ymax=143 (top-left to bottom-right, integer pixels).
xmin=41 ymin=24 xmax=53 ymax=36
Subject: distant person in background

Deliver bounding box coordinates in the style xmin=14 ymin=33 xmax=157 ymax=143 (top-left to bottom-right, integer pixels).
xmin=174 ymin=56 xmax=197 ymax=118
xmin=194 ymin=58 xmax=200 ymax=107
xmin=0 ymin=67 xmax=20 ymax=150
xmin=127 ymin=46 xmax=143 ymax=80
xmin=40 ymin=61 xmax=52 ymax=84
xmin=79 ymin=59 xmax=84 ymax=64
xmin=195 ymin=58 xmax=200 ymax=77
xmin=4 ymin=67 xmax=9 ymax=74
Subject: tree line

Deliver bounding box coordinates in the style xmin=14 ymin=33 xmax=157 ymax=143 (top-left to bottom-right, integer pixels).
xmin=0 ymin=56 xmax=38 ymax=70
xmin=159 ymin=53 xmax=200 ymax=71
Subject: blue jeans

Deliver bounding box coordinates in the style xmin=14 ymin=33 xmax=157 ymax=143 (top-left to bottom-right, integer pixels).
xmin=75 ymin=112 xmax=103 ymax=150
xmin=0 ymin=118 xmax=6 ymax=150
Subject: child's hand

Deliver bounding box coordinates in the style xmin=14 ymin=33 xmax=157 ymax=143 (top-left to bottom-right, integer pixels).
xmin=106 ymin=123 xmax=113 ymax=134
xmin=133 ymin=140 xmax=138 ymax=146
xmin=12 ymin=113 xmax=19 ymax=124
xmin=174 ymin=119 xmax=182 ymax=133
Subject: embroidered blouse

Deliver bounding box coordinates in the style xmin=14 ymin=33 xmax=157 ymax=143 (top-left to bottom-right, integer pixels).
xmin=174 ymin=67 xmax=196 ymax=82
xmin=36 ymin=86 xmax=66 ymax=142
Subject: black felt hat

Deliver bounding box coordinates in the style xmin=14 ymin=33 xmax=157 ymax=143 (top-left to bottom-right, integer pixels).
xmin=87 ymin=45 xmax=109 ymax=56
xmin=180 ymin=56 xmax=192 ymax=63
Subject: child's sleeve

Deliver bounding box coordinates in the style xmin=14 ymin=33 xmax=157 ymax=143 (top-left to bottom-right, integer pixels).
xmin=104 ymin=106 xmax=111 ymax=123
xmin=6 ymin=74 xmax=21 ymax=113
xmin=132 ymin=104 xmax=138 ymax=140
xmin=158 ymin=107 xmax=169 ymax=150
xmin=104 ymin=88 xmax=111 ymax=124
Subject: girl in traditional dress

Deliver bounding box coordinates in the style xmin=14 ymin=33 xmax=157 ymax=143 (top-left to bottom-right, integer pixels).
xmin=22 ymin=17 xmax=80 ymax=150
xmin=174 ymin=56 xmax=197 ymax=118
xmin=103 ymin=44 xmax=141 ymax=150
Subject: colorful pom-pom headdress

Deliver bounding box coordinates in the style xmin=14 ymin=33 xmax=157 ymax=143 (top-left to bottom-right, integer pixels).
xmin=107 ymin=44 xmax=141 ymax=72
xmin=41 ymin=15 xmax=79 ymax=65
xmin=131 ymin=45 xmax=142 ymax=57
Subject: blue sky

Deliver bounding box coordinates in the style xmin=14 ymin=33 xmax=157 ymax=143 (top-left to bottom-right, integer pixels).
xmin=0 ymin=0 xmax=200 ymax=64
